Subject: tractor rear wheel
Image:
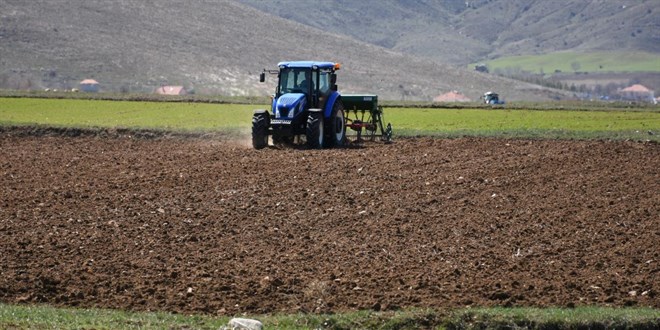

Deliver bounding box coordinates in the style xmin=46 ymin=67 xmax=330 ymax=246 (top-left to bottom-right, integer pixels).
xmin=306 ymin=110 xmax=324 ymax=149
xmin=325 ymin=101 xmax=346 ymax=147
xmin=252 ymin=111 xmax=269 ymax=149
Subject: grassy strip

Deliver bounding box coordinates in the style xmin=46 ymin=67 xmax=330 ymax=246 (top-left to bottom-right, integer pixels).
xmin=0 ymin=303 xmax=228 ymax=329
xmin=379 ymin=101 xmax=659 ymax=112
xmin=1 ymin=97 xmax=658 ymax=141
xmin=3 ymin=90 xmax=659 ymax=112
xmin=449 ymin=307 xmax=660 ymax=330
xmin=0 ymin=89 xmax=271 ymax=105
xmin=1 ymin=304 xmax=658 ymax=329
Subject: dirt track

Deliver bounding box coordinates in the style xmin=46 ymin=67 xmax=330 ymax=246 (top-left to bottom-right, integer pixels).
xmin=0 ymin=130 xmax=658 ymax=315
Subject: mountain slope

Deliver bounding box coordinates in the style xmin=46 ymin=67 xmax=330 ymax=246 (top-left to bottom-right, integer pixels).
xmin=236 ymin=0 xmax=484 ymax=65
xmin=458 ymin=0 xmax=659 ymax=59
xmin=0 ymin=0 xmax=563 ymax=101
xmin=238 ymin=0 xmax=660 ymax=65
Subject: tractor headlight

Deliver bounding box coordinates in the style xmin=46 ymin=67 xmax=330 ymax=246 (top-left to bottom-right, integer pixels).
xmin=288 ymin=105 xmax=296 ymax=118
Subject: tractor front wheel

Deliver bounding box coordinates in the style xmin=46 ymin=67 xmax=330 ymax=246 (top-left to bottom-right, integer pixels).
xmin=306 ymin=110 xmax=324 ymax=149
xmin=252 ymin=111 xmax=269 ymax=149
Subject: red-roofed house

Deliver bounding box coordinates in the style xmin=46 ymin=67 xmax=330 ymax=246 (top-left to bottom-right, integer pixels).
xmin=433 ymin=90 xmax=471 ymax=102
xmin=619 ymin=84 xmax=655 ymax=102
xmin=155 ymin=86 xmax=187 ymax=96
xmin=79 ymin=79 xmax=99 ymax=92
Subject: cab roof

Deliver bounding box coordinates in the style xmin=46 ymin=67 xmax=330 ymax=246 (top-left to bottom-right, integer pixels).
xmin=277 ymin=61 xmax=338 ymax=70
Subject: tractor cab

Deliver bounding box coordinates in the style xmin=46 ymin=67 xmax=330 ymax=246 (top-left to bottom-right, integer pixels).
xmin=260 ymin=62 xmax=339 ymax=111
xmin=277 ymin=68 xmax=318 ymax=98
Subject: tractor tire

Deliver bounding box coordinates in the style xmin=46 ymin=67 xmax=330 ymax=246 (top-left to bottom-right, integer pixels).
xmin=252 ymin=111 xmax=269 ymax=149
xmin=306 ymin=110 xmax=324 ymax=149
xmin=325 ymin=101 xmax=346 ymax=148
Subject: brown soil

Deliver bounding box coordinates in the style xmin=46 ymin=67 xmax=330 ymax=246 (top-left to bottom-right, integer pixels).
xmin=0 ymin=129 xmax=658 ymax=315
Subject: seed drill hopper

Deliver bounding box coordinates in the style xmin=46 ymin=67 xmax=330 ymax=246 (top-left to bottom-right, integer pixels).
xmin=342 ymin=94 xmax=392 ymax=143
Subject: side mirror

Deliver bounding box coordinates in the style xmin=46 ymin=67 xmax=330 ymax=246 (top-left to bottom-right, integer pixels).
xmin=330 ymin=73 xmax=337 ymax=85
xmin=331 ymin=84 xmax=338 ymax=91
xmin=259 ymin=72 xmax=265 ymax=83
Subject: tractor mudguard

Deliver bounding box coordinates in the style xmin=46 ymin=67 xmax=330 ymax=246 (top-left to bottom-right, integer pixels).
xmin=270 ymin=98 xmax=277 ymax=113
xmin=323 ymin=91 xmax=341 ymax=118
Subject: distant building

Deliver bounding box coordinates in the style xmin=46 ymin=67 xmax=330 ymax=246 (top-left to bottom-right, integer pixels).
xmin=155 ymin=85 xmax=187 ymax=96
xmin=619 ymin=84 xmax=655 ymax=102
xmin=433 ymin=90 xmax=471 ymax=102
xmin=79 ymin=79 xmax=99 ymax=92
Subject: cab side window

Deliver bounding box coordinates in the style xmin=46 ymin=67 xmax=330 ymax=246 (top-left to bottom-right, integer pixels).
xmin=319 ymin=72 xmax=330 ymax=94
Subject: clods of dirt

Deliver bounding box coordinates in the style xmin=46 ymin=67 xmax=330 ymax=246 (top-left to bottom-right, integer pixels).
xmin=0 ymin=131 xmax=658 ymax=315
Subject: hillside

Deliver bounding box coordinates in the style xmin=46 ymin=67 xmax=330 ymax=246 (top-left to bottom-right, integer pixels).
xmin=238 ymin=0 xmax=660 ymax=65
xmin=0 ymin=0 xmax=564 ymax=101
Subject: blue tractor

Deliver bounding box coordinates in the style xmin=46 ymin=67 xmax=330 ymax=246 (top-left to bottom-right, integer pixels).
xmin=252 ymin=61 xmax=346 ymax=149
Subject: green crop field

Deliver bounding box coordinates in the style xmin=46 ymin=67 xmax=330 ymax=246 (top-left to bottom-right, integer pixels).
xmin=1 ymin=97 xmax=658 ymax=141
xmin=0 ymin=98 xmax=254 ymax=132
xmin=471 ymin=51 xmax=660 ymax=74
xmin=385 ymin=107 xmax=660 ymax=140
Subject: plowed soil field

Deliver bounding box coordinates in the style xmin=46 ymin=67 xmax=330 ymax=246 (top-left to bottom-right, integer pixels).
xmin=1 ymin=129 xmax=658 ymax=315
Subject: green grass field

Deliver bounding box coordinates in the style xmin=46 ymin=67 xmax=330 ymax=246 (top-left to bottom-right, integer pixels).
xmin=385 ymin=107 xmax=660 ymax=140
xmin=1 ymin=97 xmax=658 ymax=141
xmin=0 ymin=98 xmax=254 ymax=132
xmin=471 ymin=51 xmax=660 ymax=74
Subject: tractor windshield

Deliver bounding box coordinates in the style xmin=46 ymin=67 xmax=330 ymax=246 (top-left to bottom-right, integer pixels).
xmin=278 ymin=68 xmax=313 ymax=95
